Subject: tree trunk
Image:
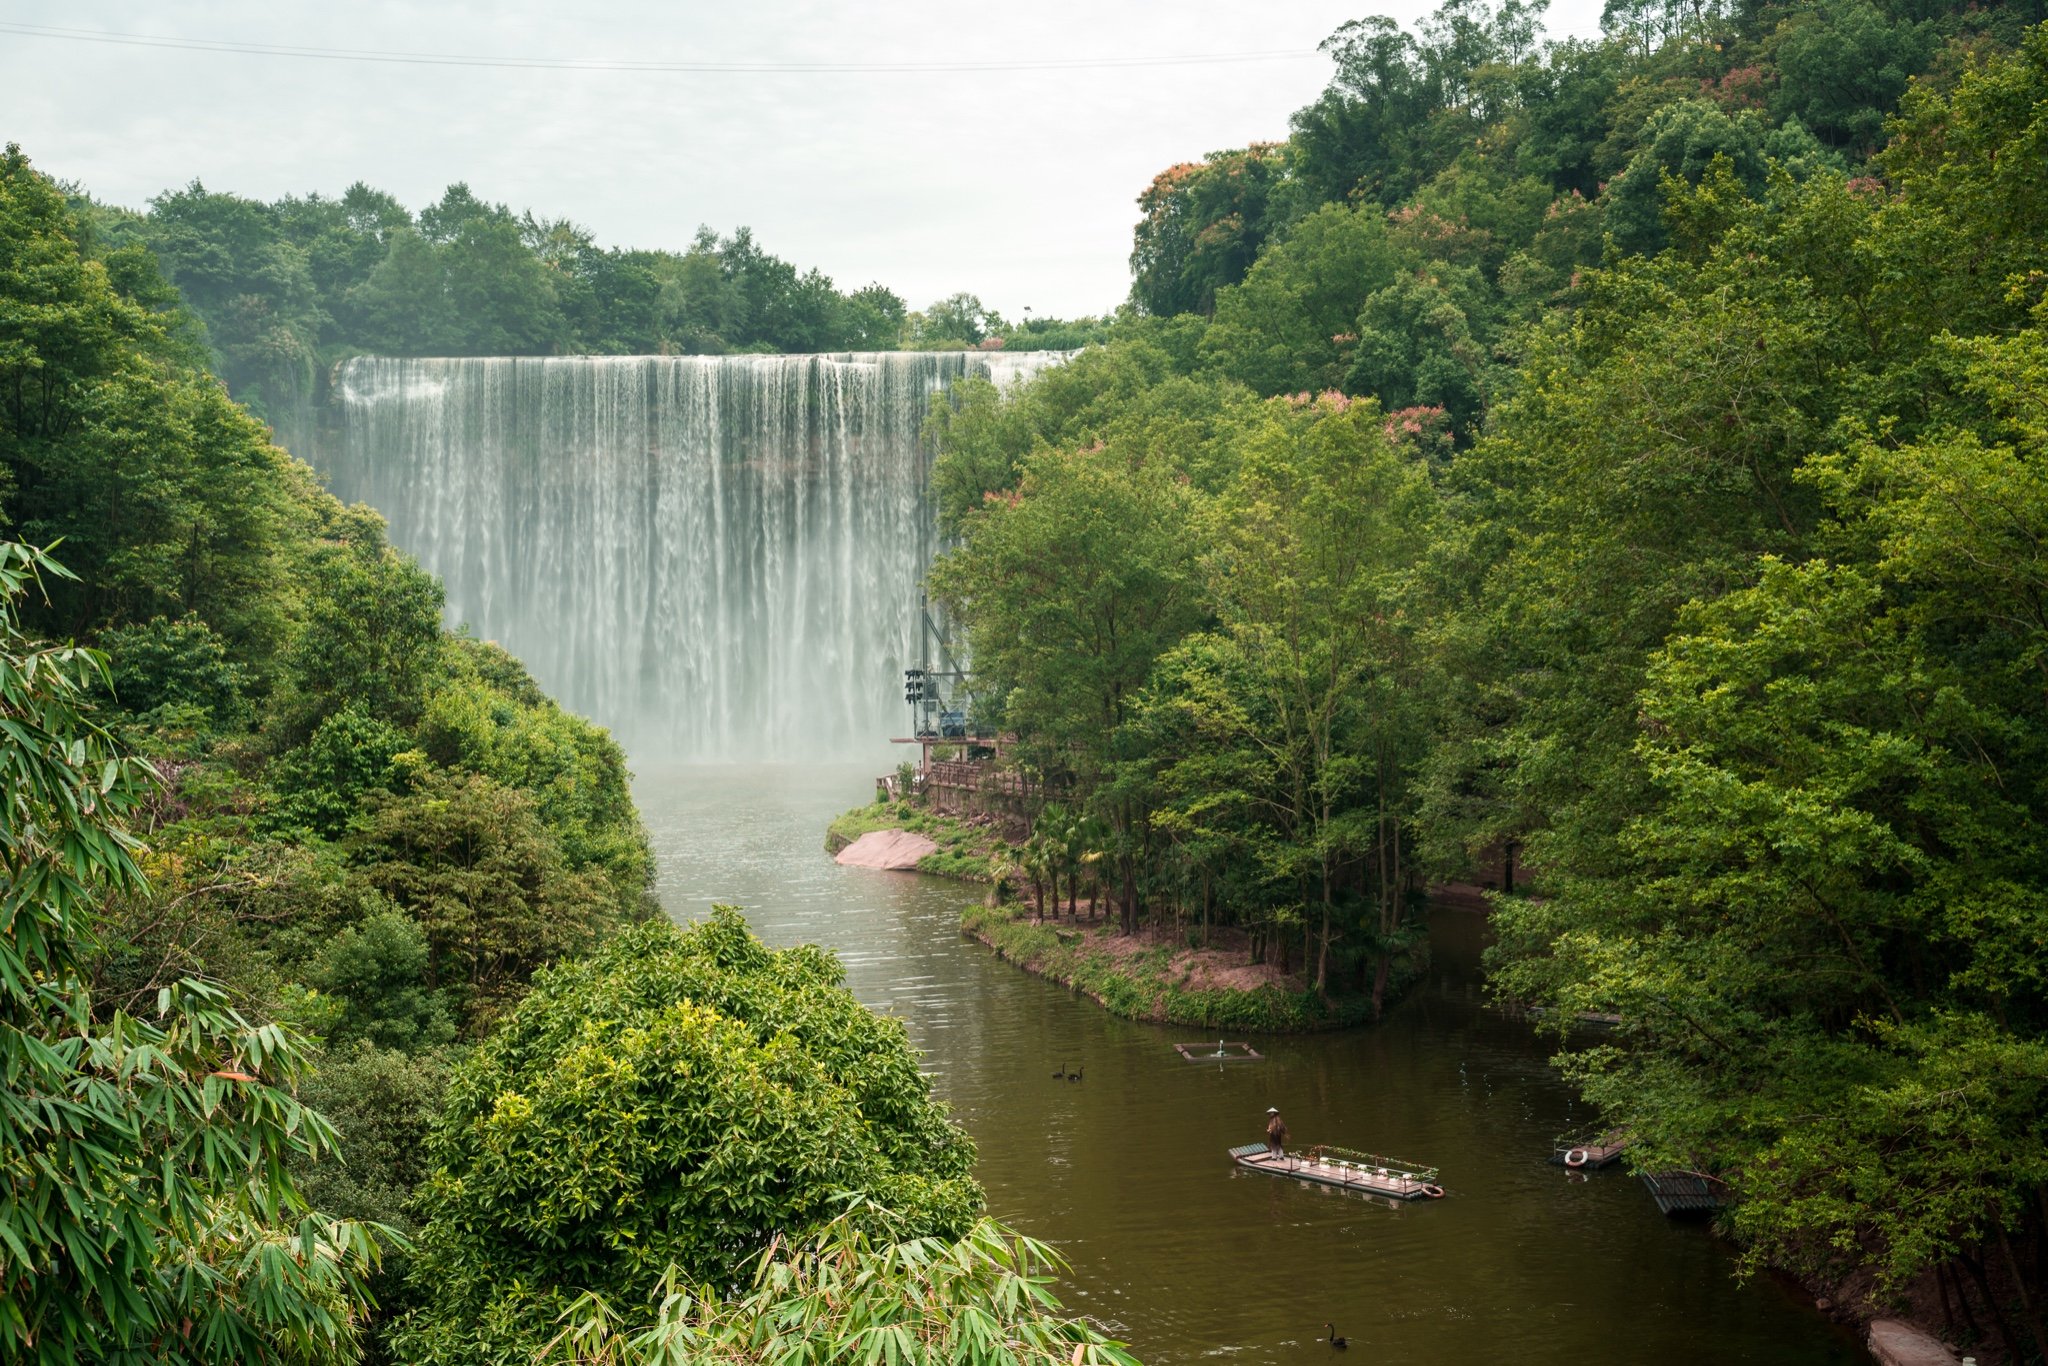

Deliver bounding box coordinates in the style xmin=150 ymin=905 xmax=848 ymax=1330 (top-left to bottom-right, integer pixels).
xmin=1995 ymin=1222 xmax=2048 ymax=1366
xmin=1314 ymin=895 xmax=1331 ymax=1000
xmin=1959 ymin=1248 xmax=2027 ymax=1366
xmin=1933 ymin=1261 xmax=1961 ymax=1340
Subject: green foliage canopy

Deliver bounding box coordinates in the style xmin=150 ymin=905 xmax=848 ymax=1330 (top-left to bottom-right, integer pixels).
xmin=396 ymin=909 xmax=981 ymax=1366
xmin=0 ymin=541 xmax=386 ymax=1364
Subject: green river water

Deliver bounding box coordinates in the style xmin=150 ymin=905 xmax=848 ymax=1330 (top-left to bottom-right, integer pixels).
xmin=635 ymin=763 xmax=1869 ymax=1365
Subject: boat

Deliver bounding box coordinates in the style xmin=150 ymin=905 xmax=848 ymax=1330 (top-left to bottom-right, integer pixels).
xmin=1642 ymin=1171 xmax=1723 ymax=1217
xmin=1228 ymin=1142 xmax=1445 ymax=1200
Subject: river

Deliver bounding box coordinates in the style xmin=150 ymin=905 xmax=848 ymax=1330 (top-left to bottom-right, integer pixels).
xmin=635 ymin=762 xmax=1868 ymax=1365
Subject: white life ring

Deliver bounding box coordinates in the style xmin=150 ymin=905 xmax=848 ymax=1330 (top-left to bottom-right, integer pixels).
xmin=1565 ymin=1148 xmax=1591 ymax=1168
xmin=1419 ymin=1183 xmax=1446 ymax=1199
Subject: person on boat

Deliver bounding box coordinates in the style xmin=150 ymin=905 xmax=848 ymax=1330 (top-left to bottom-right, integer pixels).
xmin=1264 ymin=1106 xmax=1289 ymax=1158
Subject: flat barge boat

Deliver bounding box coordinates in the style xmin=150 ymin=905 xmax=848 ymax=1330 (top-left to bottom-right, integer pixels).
xmin=1228 ymin=1143 xmax=1445 ymax=1200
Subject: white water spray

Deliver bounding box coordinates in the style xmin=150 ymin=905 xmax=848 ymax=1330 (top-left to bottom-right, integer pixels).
xmin=322 ymin=350 xmax=1067 ymax=760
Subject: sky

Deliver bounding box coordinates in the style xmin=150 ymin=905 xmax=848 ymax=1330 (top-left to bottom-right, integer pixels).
xmin=3 ymin=0 xmax=1609 ymax=319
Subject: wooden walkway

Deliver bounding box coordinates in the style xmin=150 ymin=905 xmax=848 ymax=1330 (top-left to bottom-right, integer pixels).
xmin=1228 ymin=1144 xmax=1444 ymax=1201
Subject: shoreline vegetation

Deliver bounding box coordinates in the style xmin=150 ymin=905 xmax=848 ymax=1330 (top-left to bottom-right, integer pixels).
xmin=959 ymin=899 xmax=1426 ymax=1034
xmin=828 ymin=800 xmax=1428 ymax=1032
xmin=825 ymin=798 xmax=1009 ymax=882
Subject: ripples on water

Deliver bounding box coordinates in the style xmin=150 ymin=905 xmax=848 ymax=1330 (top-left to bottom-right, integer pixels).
xmin=637 ymin=763 xmax=1867 ymax=1365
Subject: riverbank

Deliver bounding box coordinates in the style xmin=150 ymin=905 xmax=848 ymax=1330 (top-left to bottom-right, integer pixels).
xmin=960 ymin=898 xmax=1427 ymax=1033
xmin=824 ymin=799 xmax=1008 ymax=881
xmin=828 ymin=799 xmax=1429 ymax=1031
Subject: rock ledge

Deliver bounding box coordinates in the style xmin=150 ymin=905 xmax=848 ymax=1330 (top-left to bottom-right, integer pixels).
xmin=1867 ymin=1319 xmax=1960 ymax=1366
xmin=834 ymin=829 xmax=938 ymax=871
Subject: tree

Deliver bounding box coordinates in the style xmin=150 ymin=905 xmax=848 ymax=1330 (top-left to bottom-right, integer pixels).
xmin=307 ymin=911 xmax=458 ymax=1052
xmin=1289 ymin=17 xmax=1436 ymax=206
xmin=346 ymin=769 xmax=616 ymax=1025
xmin=1198 ymin=203 xmax=1412 ymax=396
xmin=1129 ymin=144 xmax=1298 ymax=318
xmin=910 ymin=292 xmax=1003 ymax=348
xmin=2 ymin=148 xmax=302 ymax=662
xmin=441 ymin=213 xmax=565 ymax=355
xmin=142 ymin=180 xmax=324 ymax=416
xmin=930 ymin=442 xmax=1207 ymax=930
xmin=97 ymin=613 xmax=248 ymax=730
xmin=1151 ymin=396 xmax=1439 ymax=1000
xmin=1463 ymin=32 xmax=2048 ymax=1355
xmin=0 ymin=540 xmax=385 ymax=1364
xmin=1345 ymin=264 xmax=1500 ymax=438
xmin=394 ymin=910 xmax=981 ymax=1366
xmin=1772 ymin=0 xmax=1936 ymax=155
xmin=281 ymin=507 xmax=446 ymax=737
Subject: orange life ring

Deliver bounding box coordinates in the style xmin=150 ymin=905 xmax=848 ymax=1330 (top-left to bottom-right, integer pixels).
xmin=1565 ymin=1148 xmax=1591 ymax=1168
xmin=1419 ymin=1183 xmax=1446 ymax=1199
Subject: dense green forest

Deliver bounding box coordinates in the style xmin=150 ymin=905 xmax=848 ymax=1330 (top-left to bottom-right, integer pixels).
xmin=67 ymin=178 xmax=1110 ymax=425
xmin=931 ymin=0 xmax=2048 ymax=1358
xmin=8 ymin=0 xmax=2048 ymax=1360
xmin=0 ymin=146 xmax=1127 ymax=1363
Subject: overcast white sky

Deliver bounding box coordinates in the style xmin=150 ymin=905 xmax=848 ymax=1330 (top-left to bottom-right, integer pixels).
xmin=3 ymin=1 xmax=1607 ymax=318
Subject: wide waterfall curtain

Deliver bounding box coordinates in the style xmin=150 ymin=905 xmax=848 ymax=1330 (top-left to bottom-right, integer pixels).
xmin=324 ymin=352 xmax=1064 ymax=760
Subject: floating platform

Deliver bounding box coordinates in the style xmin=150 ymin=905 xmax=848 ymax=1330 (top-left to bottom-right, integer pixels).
xmin=1549 ymin=1129 xmax=1630 ymax=1169
xmin=1175 ymin=1040 xmax=1263 ymax=1063
xmin=1228 ymin=1143 xmax=1444 ymax=1200
xmin=1642 ymin=1172 xmax=1723 ymax=1217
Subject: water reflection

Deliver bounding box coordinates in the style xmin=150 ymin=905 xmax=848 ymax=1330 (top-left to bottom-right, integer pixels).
xmin=636 ymin=763 xmax=1866 ymax=1365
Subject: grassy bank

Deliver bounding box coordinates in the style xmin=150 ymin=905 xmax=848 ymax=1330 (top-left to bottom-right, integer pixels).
xmin=960 ymin=900 xmax=1427 ymax=1033
xmin=829 ymin=800 xmax=1427 ymax=1031
xmin=824 ymin=799 xmax=1010 ymax=882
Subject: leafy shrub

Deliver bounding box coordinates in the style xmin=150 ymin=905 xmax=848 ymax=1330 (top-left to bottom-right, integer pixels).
xmin=545 ymin=1208 xmax=1137 ymax=1366
xmin=348 ymin=769 xmax=620 ymax=1024
xmin=269 ymin=704 xmax=412 ymax=840
xmin=309 ymin=910 xmax=458 ymax=1051
xmin=396 ymin=909 xmax=981 ymax=1366
xmin=98 ymin=613 xmax=248 ymax=730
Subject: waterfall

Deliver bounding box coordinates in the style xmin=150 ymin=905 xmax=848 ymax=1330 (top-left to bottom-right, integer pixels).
xmin=322 ymin=350 xmax=1067 ymax=760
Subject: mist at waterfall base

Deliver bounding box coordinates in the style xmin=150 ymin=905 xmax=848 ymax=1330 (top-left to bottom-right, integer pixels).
xmin=320 ymin=351 xmax=1065 ymax=762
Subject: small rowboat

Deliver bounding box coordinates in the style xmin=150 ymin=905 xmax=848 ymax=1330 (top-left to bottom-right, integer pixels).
xmin=1228 ymin=1142 xmax=1445 ymax=1200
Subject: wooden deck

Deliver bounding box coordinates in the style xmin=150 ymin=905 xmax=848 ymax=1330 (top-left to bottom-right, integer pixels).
xmin=1550 ymin=1130 xmax=1630 ymax=1169
xmin=1228 ymin=1144 xmax=1444 ymax=1201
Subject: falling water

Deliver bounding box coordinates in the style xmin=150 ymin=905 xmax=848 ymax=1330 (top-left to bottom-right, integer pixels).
xmin=322 ymin=351 xmax=1066 ymax=759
